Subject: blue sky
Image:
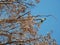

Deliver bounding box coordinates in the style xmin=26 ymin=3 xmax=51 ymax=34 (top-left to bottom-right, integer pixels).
xmin=31 ymin=0 xmax=60 ymax=44
xmin=0 ymin=0 xmax=60 ymax=44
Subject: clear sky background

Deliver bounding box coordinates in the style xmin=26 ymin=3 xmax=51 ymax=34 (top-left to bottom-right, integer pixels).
xmin=31 ymin=0 xmax=60 ymax=45
xmin=0 ymin=0 xmax=60 ymax=44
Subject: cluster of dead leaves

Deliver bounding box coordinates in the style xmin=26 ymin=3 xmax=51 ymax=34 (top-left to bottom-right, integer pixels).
xmin=0 ymin=0 xmax=57 ymax=45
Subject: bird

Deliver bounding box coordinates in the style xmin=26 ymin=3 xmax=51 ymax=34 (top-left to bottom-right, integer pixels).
xmin=37 ymin=18 xmax=46 ymax=27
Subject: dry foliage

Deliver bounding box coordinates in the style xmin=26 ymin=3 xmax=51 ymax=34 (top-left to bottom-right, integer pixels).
xmin=0 ymin=0 xmax=57 ymax=45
